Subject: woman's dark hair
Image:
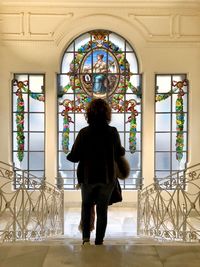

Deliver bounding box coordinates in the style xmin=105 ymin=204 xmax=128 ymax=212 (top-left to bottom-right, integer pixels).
xmin=97 ymin=54 xmax=104 ymax=59
xmin=85 ymin=98 xmax=111 ymax=125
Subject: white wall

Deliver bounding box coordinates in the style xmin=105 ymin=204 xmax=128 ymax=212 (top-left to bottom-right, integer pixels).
xmin=1 ymin=0 xmax=200 ymax=205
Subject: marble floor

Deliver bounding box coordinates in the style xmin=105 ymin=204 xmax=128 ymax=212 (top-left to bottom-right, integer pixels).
xmin=1 ymin=206 xmax=200 ymax=267
xmin=64 ymin=206 xmax=138 ymax=240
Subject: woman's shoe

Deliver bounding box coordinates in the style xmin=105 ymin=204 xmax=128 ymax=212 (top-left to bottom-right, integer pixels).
xmin=82 ymin=239 xmax=90 ymax=246
xmin=95 ymin=240 xmax=103 ymax=245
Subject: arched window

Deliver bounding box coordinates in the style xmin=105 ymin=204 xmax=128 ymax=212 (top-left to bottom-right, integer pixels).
xmin=57 ymin=30 xmax=142 ymax=189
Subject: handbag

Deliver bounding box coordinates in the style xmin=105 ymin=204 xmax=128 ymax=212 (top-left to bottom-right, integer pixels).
xmin=116 ymin=156 xmax=130 ymax=180
xmin=109 ymin=179 xmax=122 ymax=205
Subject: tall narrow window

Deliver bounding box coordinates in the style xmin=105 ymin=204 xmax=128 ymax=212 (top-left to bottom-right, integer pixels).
xmin=12 ymin=74 xmax=45 ymax=185
xmin=57 ymin=30 xmax=142 ymax=190
xmin=155 ymin=74 xmax=188 ymax=183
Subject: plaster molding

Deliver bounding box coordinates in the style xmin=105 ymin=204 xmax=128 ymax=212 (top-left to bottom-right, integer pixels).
xmin=1 ymin=8 xmax=200 ymax=45
xmin=129 ymin=12 xmax=200 ymax=42
xmin=2 ymin=0 xmax=200 ymax=9
xmin=129 ymin=14 xmax=173 ymax=38
xmin=179 ymin=14 xmax=200 ymax=37
xmin=27 ymin=12 xmax=73 ymax=37
xmin=0 ymin=12 xmax=24 ymax=36
xmin=54 ymin=13 xmax=145 ymax=53
xmin=129 ymin=13 xmax=177 ymax=38
xmin=1 ymin=11 xmax=73 ymax=41
xmin=170 ymin=14 xmax=176 ymax=38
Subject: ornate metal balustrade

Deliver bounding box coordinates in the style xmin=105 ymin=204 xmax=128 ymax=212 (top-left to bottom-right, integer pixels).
xmin=137 ymin=163 xmax=200 ymax=242
xmin=0 ymin=161 xmax=64 ymax=242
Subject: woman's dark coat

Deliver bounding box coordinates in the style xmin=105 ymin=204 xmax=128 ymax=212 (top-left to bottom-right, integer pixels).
xmin=67 ymin=123 xmax=125 ymax=184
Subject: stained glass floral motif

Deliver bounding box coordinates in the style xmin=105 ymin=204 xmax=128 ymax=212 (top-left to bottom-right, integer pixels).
xmin=155 ymin=79 xmax=188 ymax=161
xmin=155 ymin=75 xmax=188 ymax=181
xmin=173 ymin=80 xmax=187 ymax=161
xmin=13 ymin=79 xmax=45 ymax=162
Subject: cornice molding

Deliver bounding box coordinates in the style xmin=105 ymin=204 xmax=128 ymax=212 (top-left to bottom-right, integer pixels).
xmin=1 ymin=8 xmax=200 ymax=45
xmin=1 ymin=0 xmax=200 ymax=9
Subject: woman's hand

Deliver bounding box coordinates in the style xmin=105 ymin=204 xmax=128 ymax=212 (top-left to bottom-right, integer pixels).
xmin=75 ymin=183 xmax=81 ymax=190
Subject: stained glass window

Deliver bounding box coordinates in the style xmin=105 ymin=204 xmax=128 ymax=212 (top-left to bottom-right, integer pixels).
xmin=155 ymin=74 xmax=188 ymax=183
xmin=12 ymin=74 xmax=45 ymax=186
xmin=57 ymin=30 xmax=142 ymax=190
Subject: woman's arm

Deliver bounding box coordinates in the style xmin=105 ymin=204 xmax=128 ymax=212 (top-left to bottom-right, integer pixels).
xmin=66 ymin=131 xmax=82 ymax=162
xmin=113 ymin=127 xmax=125 ymax=158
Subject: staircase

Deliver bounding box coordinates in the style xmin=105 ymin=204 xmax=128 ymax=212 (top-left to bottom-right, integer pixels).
xmin=1 ymin=160 xmax=200 ymax=244
xmin=0 ymin=161 xmax=64 ymax=242
xmin=137 ymin=163 xmax=200 ymax=242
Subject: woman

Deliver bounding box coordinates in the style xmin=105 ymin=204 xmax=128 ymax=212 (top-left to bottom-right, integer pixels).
xmin=67 ymin=98 xmax=125 ymax=245
xmin=93 ymin=54 xmax=108 ymax=94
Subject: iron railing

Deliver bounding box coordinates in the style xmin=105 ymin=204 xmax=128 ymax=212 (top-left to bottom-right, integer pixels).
xmin=137 ymin=163 xmax=200 ymax=242
xmin=0 ymin=161 xmax=64 ymax=242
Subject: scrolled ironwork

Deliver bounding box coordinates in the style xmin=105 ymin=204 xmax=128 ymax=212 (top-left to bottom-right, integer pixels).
xmin=0 ymin=165 xmax=14 ymax=180
xmin=137 ymin=163 xmax=200 ymax=242
xmin=0 ymin=161 xmax=64 ymax=243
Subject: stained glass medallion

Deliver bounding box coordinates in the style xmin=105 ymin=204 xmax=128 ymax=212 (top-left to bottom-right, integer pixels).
xmin=64 ymin=30 xmax=134 ymax=99
xmin=79 ymin=49 xmax=120 ymax=97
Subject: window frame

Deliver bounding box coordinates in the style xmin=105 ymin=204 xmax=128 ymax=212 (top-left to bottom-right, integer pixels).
xmin=154 ymin=73 xmax=189 ymax=185
xmin=12 ymin=73 xmax=46 ymax=188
